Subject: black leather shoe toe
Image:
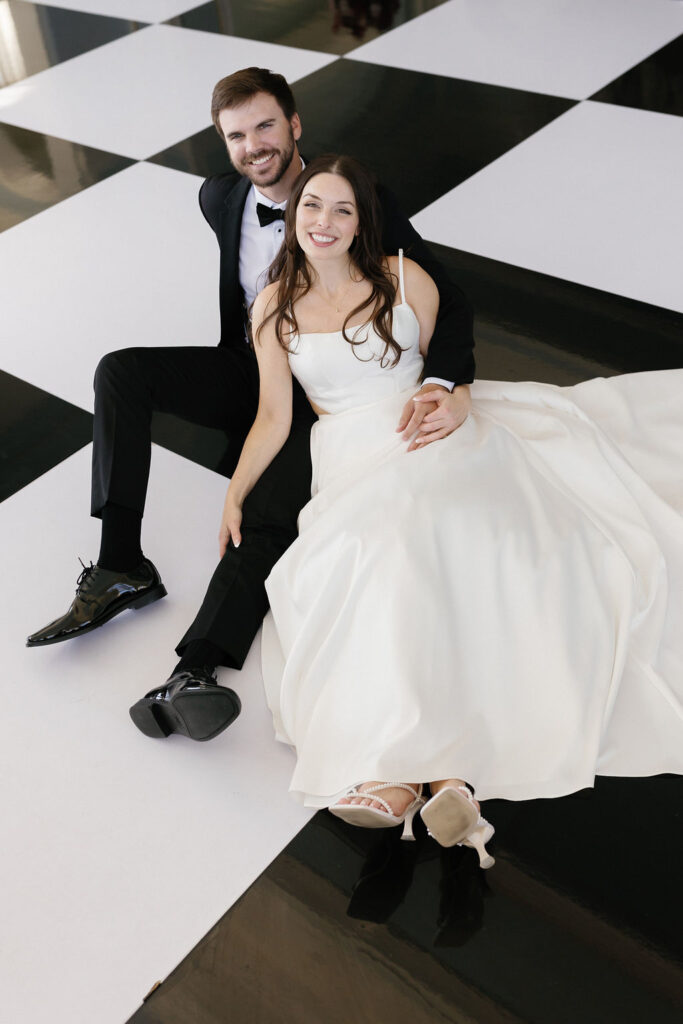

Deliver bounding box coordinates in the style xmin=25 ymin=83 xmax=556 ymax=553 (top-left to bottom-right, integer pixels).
xmin=129 ymin=667 xmax=241 ymax=742
xmin=26 ymin=558 xmax=166 ymax=647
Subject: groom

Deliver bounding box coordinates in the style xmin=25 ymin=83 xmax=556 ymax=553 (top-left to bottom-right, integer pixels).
xmin=27 ymin=67 xmax=475 ymax=741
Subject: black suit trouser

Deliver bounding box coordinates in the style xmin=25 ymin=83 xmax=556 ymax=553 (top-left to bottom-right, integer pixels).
xmin=91 ymin=344 xmax=315 ymax=668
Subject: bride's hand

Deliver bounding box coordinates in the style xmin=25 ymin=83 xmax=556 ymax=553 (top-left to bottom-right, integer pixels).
xmin=398 ymin=384 xmax=471 ymax=452
xmin=219 ymin=491 xmax=243 ymax=558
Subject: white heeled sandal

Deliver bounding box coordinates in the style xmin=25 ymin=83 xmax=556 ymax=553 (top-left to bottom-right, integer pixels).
xmin=328 ymin=783 xmax=425 ymax=841
xmin=421 ymin=784 xmax=495 ymax=869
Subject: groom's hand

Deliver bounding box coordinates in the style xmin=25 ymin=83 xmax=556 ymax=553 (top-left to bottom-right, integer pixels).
xmin=397 ymin=383 xmax=445 ymax=445
xmin=397 ymin=383 xmax=471 ymax=452
xmin=219 ymin=492 xmax=243 ymax=558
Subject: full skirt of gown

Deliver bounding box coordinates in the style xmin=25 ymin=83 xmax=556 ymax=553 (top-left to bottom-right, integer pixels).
xmin=261 ymin=371 xmax=683 ymax=806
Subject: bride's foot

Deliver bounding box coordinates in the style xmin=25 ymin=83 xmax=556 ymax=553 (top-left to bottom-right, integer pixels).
xmin=337 ymin=781 xmax=421 ymax=817
xmin=329 ymin=782 xmax=424 ymax=840
xmin=422 ymin=779 xmax=495 ymax=869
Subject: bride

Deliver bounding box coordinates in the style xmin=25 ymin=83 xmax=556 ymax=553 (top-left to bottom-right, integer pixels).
xmin=220 ymin=155 xmax=683 ymax=869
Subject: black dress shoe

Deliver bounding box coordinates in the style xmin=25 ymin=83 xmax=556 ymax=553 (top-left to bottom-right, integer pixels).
xmin=26 ymin=558 xmax=167 ymax=647
xmin=129 ymin=667 xmax=241 ymax=742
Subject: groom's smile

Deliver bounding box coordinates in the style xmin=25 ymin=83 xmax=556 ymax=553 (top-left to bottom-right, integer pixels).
xmin=218 ymin=92 xmax=301 ymax=192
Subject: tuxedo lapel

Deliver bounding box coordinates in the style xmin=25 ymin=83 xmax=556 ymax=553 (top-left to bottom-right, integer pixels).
xmin=217 ymin=176 xmax=251 ymax=347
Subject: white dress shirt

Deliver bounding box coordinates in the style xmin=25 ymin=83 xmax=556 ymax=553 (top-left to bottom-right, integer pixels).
xmin=239 ymin=184 xmax=287 ymax=312
xmin=238 ymin=180 xmax=454 ymax=391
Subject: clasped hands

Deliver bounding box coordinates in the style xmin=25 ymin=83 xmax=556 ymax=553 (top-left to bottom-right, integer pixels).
xmin=397 ymin=382 xmax=471 ymax=453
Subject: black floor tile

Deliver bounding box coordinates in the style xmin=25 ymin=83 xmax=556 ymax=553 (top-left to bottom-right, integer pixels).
xmin=0 ymin=0 xmax=145 ymax=84
xmin=0 ymin=370 xmax=92 ymax=501
xmin=147 ymin=124 xmax=225 ymax=178
xmin=127 ymin=776 xmax=683 ymax=1024
xmin=590 ymin=34 xmax=683 ymax=118
xmin=282 ymin=61 xmax=576 ymax=216
xmin=0 ymin=123 xmax=135 ymax=232
xmin=150 ymin=62 xmax=576 ymax=216
xmin=166 ymin=0 xmax=448 ymax=56
xmin=434 ymin=244 xmax=683 ymax=381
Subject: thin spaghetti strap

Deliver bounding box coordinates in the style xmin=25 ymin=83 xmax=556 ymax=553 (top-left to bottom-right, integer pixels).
xmin=397 ymin=248 xmax=406 ymax=305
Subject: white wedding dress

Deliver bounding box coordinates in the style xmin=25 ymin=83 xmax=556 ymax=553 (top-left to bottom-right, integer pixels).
xmin=261 ymin=253 xmax=683 ymax=806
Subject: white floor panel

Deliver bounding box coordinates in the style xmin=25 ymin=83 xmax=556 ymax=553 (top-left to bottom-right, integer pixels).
xmin=351 ymin=0 xmax=683 ymax=100
xmin=411 ymin=102 xmax=683 ymax=315
xmin=34 ymin=0 xmax=201 ymax=19
xmin=0 ymin=444 xmax=312 ymax=1024
xmin=0 ymin=161 xmax=220 ymax=411
xmin=0 ymin=24 xmax=336 ymax=159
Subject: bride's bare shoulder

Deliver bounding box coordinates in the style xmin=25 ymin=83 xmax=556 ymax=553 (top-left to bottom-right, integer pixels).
xmin=252 ymin=281 xmax=280 ymax=321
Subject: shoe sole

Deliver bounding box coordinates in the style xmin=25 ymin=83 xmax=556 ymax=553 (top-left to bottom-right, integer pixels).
xmin=129 ymin=687 xmax=241 ymax=742
xmin=26 ymin=584 xmax=167 ymax=647
xmin=420 ymin=788 xmax=479 ymax=847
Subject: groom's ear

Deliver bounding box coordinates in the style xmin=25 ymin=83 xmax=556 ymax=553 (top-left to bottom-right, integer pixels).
xmin=291 ymin=112 xmax=302 ymax=140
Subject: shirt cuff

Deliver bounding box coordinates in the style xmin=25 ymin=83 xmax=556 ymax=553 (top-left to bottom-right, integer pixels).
xmin=423 ymin=376 xmax=455 ymax=392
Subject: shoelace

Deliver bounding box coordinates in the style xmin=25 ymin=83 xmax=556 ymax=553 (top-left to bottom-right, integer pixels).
xmin=76 ymin=558 xmax=96 ymax=593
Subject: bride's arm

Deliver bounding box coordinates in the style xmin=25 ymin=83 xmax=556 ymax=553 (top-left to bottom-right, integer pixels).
xmin=218 ymin=285 xmax=293 ymax=556
xmin=394 ymin=257 xmax=472 ymax=451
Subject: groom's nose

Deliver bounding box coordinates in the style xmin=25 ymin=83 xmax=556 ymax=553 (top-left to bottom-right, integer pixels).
xmin=244 ymin=131 xmax=263 ymax=155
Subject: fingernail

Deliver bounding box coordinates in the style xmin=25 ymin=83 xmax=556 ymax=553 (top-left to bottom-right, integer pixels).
xmin=234 ymin=540 xmax=241 ymax=548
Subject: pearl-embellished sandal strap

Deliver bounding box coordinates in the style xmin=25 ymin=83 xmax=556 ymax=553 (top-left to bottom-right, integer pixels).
xmin=361 ymin=782 xmax=423 ymax=802
xmin=344 ymin=786 xmax=394 ymax=815
xmin=455 ymin=784 xmax=475 ymax=803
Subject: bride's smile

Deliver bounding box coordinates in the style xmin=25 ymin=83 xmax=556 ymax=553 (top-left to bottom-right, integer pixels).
xmin=295 ymin=173 xmax=360 ymax=261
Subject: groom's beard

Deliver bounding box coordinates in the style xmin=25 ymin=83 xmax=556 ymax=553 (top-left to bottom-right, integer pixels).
xmin=240 ymin=127 xmax=296 ymax=189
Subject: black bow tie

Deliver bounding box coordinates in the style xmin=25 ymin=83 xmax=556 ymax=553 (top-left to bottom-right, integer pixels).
xmin=256 ymin=202 xmax=286 ymax=227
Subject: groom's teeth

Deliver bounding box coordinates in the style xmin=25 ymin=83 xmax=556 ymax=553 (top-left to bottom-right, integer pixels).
xmin=251 ymin=154 xmax=272 ymax=165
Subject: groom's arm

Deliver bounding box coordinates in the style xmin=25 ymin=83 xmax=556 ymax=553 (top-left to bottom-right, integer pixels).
xmin=377 ymin=184 xmax=475 ymax=386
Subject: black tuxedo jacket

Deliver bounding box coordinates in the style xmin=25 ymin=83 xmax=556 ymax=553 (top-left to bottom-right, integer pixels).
xmin=199 ymin=172 xmax=475 ymax=386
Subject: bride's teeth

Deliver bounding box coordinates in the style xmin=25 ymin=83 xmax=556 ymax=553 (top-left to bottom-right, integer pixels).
xmin=312 ymin=233 xmax=335 ymax=242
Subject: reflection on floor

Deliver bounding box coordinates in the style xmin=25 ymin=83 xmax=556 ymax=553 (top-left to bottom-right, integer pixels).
xmin=131 ymin=777 xmax=683 ymax=1024
xmin=1 ymin=0 xmax=682 ymax=1022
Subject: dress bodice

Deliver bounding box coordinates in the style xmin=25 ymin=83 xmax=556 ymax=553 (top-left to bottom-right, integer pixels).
xmin=287 ymin=251 xmax=424 ymax=414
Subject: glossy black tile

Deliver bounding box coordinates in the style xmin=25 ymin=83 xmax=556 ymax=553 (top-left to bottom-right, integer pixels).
xmin=0 ymin=123 xmax=135 ymax=232
xmin=287 ymin=61 xmax=576 ymax=217
xmin=149 ymin=62 xmax=576 ymax=217
xmin=590 ymin=33 xmax=683 ymax=118
xmin=0 ymin=0 xmax=144 ymax=85
xmin=147 ymin=125 xmax=226 ymax=178
xmin=432 ymin=244 xmax=683 ymax=381
xmin=166 ymin=0 xmax=449 ymax=56
xmin=0 ymin=369 xmax=92 ymax=501
xmin=128 ymin=776 xmax=683 ymax=1024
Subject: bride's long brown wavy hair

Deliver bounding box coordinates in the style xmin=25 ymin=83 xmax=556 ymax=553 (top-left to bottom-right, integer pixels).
xmin=256 ymin=154 xmax=403 ymax=367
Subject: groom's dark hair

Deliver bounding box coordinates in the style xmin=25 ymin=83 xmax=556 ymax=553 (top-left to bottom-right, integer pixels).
xmin=211 ymin=67 xmax=297 ymax=135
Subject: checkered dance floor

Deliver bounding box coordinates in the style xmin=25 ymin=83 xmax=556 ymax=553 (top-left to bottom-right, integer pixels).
xmin=1 ymin=2 xmax=681 ymax=1021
